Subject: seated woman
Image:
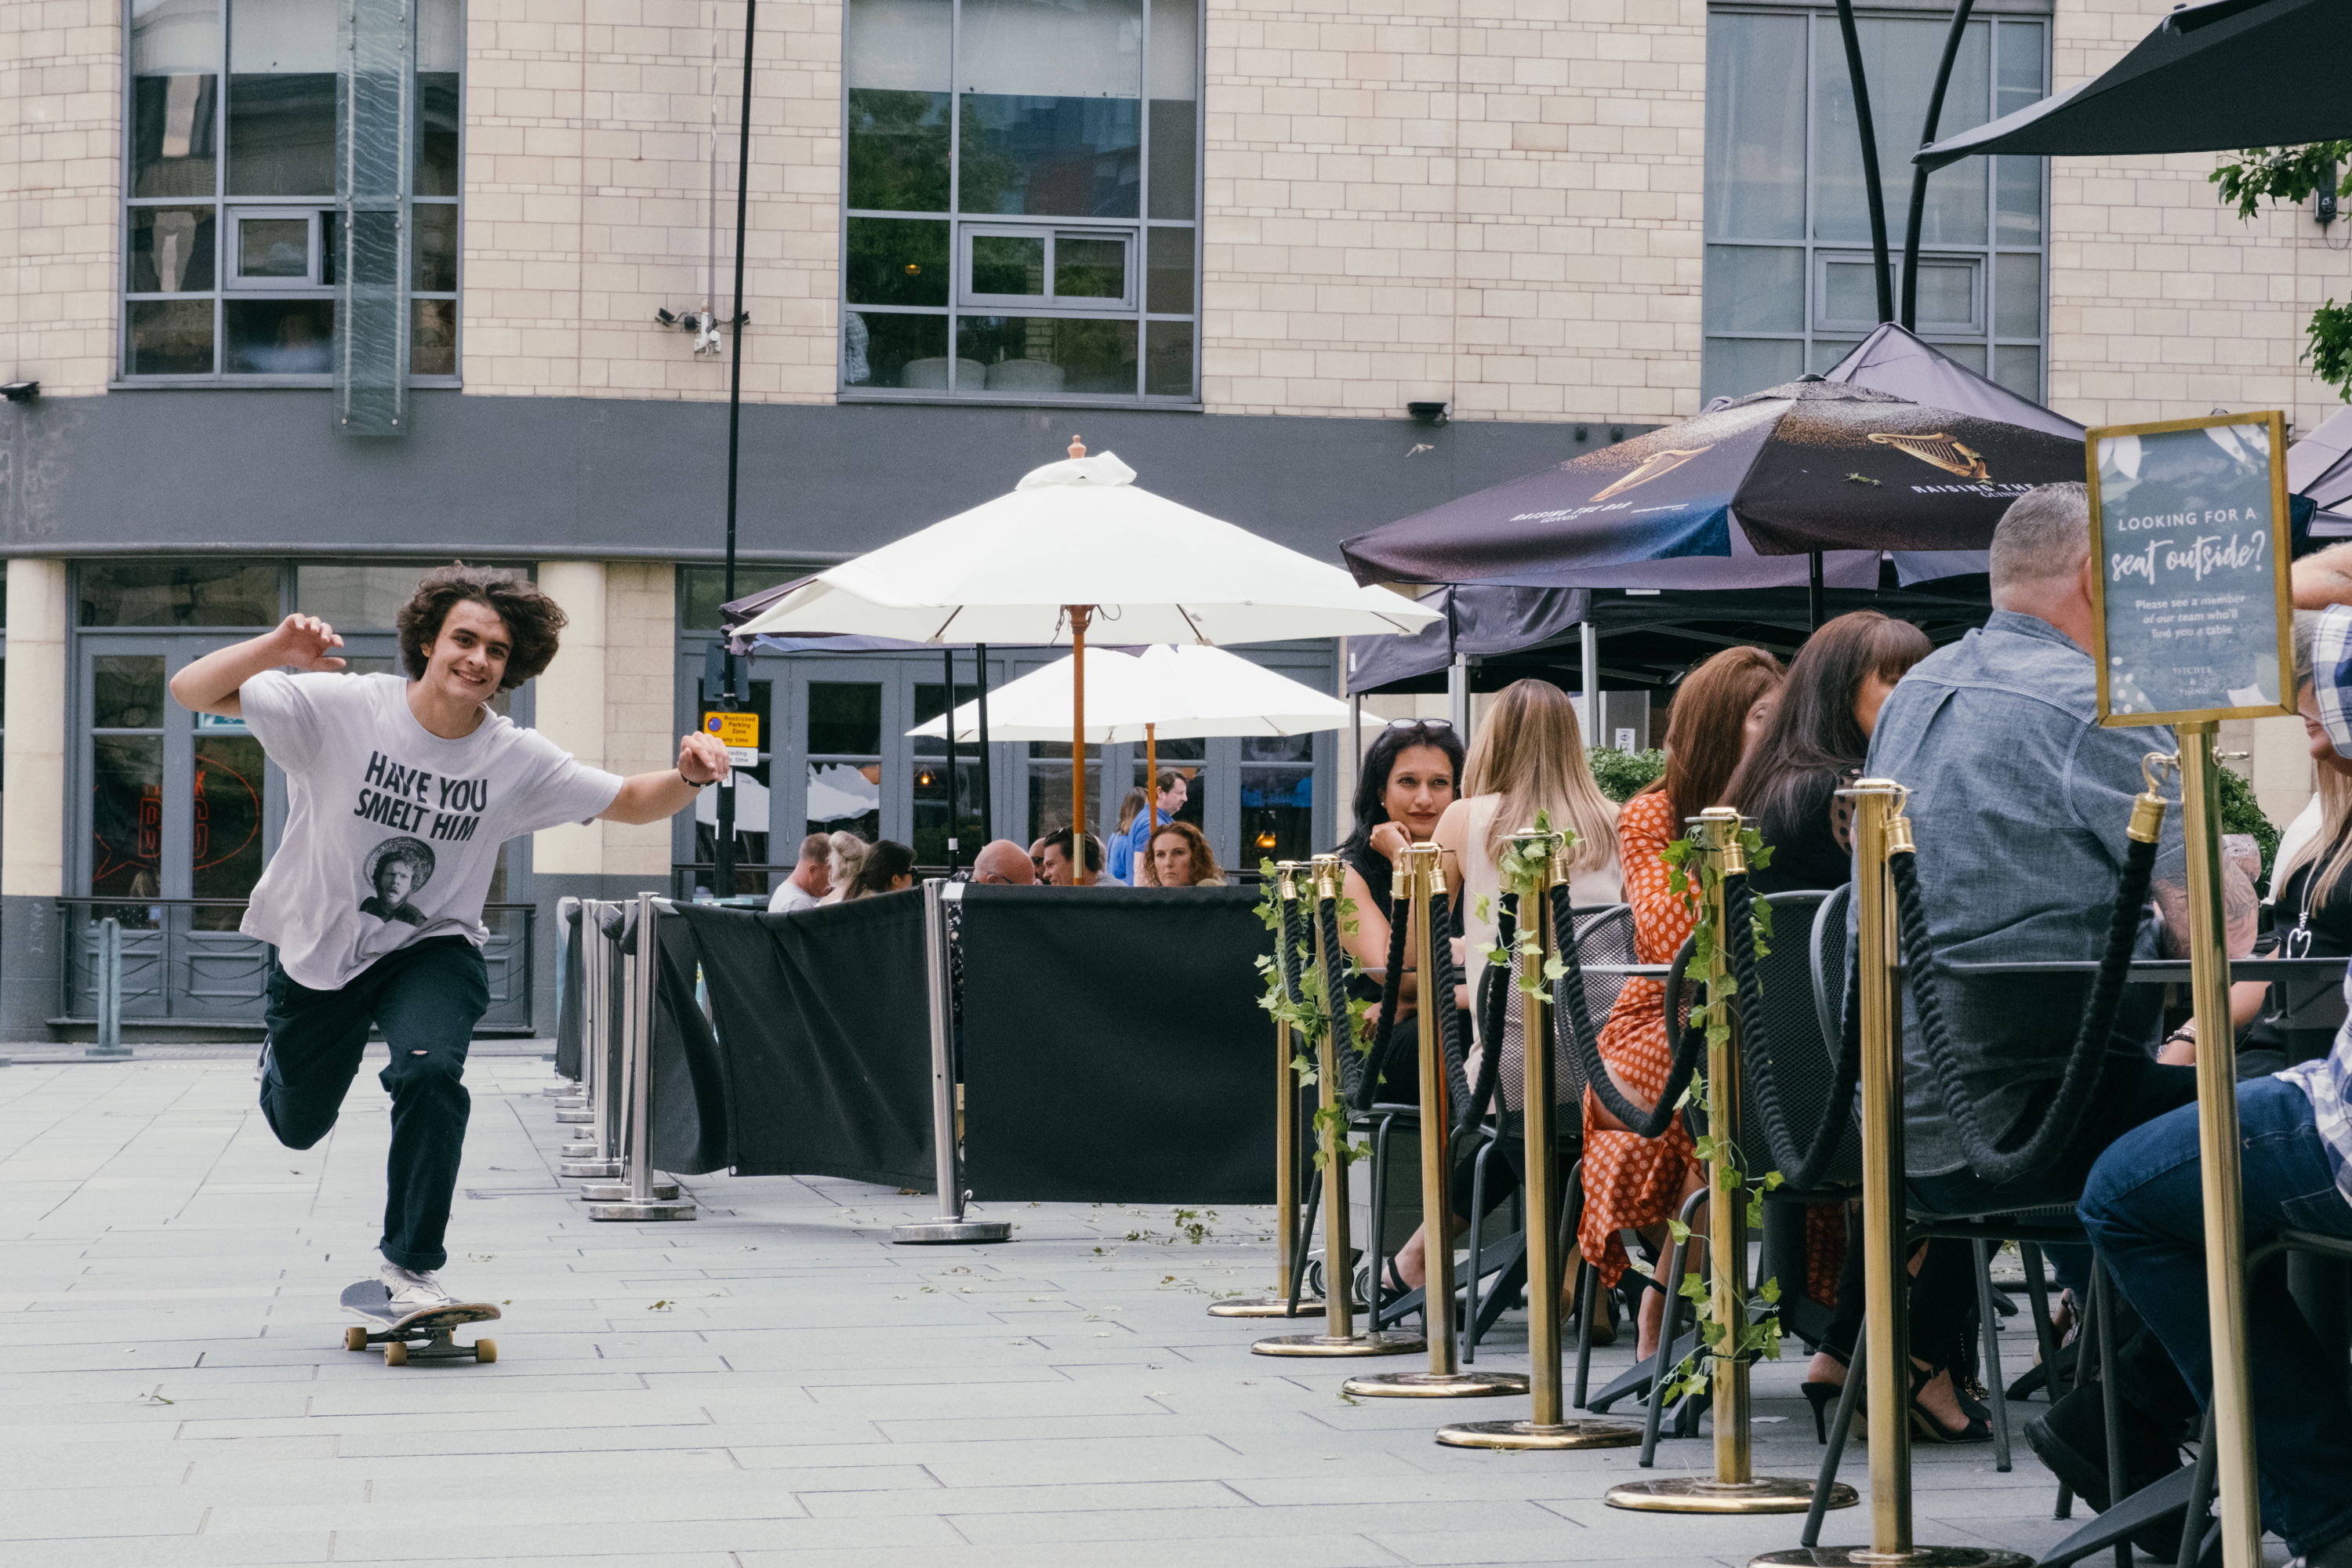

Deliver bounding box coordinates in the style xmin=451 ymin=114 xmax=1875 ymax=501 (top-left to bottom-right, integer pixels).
xmin=840 ymin=839 xmax=914 ymax=900
xmin=1719 ymin=610 xmax=1983 ymax=1443
xmin=1142 ymin=820 xmax=1226 ymax=886
xmin=1593 ymin=646 xmax=1781 ymax=1359
xmin=1387 ymin=681 xmax=1621 ymax=1291
xmin=818 ymin=830 xmax=869 ymax=906
xmin=1334 ymin=717 xmax=1466 ymax=1044
xmin=2079 ymin=600 xmax=2352 ymax=1568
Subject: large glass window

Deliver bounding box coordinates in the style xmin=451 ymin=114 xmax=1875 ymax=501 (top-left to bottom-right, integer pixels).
xmin=840 ymin=0 xmax=1200 ymax=402
xmin=123 ymin=0 xmax=463 ymax=381
xmin=1701 ymin=8 xmax=2048 ymax=403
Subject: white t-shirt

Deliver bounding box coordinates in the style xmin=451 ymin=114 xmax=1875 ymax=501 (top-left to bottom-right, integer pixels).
xmin=768 ymin=879 xmax=823 ymax=914
xmin=239 ymin=671 xmax=624 ymax=990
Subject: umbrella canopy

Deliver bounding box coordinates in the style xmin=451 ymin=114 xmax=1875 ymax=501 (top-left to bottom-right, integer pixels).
xmin=1341 ymin=378 xmax=2082 ymax=590
xmin=734 ymin=450 xmax=1439 ymax=645
xmin=1917 ymin=0 xmax=2350 ymax=170
xmin=909 ymin=643 xmax=1350 ymax=744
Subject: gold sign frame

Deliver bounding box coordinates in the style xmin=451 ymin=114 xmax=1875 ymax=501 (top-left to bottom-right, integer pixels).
xmin=2085 ymin=409 xmax=2295 ymax=729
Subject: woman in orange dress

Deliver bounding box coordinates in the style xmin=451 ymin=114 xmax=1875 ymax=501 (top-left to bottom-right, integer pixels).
xmin=1581 ymin=647 xmax=1784 ymax=1359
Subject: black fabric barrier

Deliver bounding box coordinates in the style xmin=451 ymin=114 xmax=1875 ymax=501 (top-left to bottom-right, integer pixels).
xmin=647 ymin=913 xmax=733 ymax=1176
xmin=671 ymin=894 xmax=935 ymax=1189
xmin=554 ymin=903 xmax=585 ymax=1081
xmin=957 ymin=884 xmax=1276 ymax=1203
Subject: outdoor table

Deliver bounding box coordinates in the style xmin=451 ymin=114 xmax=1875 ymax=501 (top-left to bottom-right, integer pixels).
xmin=1947 ymin=956 xmax=2350 ymax=984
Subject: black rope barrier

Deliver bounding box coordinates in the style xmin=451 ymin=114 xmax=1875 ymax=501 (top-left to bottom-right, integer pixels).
xmin=1465 ymin=891 xmax=1516 ymax=1126
xmin=1276 ymin=879 xmax=1308 ymax=1008
xmin=1551 ymin=880 xmax=1705 ymax=1141
xmin=1722 ymin=872 xmax=1865 ymax=1192
xmin=1316 ymin=894 xmax=1364 ymax=1105
xmin=1889 ymin=835 xmax=2158 ymax=1189
xmin=1426 ymin=887 xmax=1475 ymax=1125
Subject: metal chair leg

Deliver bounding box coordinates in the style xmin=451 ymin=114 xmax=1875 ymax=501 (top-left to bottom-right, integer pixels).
xmin=2088 ymin=1261 xmax=2128 ymax=1568
xmin=1802 ymin=1341 xmax=1869 ymax=1548
xmin=1463 ymin=1134 xmax=1495 ymax=1363
xmin=1367 ymin=1112 xmax=1396 ymax=1322
xmin=1637 ymin=1219 xmax=1695 ymax=1468
xmin=1973 ymin=1237 xmax=2013 ymax=1472
xmin=2020 ymin=1240 xmax=2065 ymax=1397
xmin=1288 ymin=1166 xmax=1321 ymax=1308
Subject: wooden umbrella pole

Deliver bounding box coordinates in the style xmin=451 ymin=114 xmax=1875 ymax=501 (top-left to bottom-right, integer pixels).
xmin=1071 ymin=604 xmax=1092 ymax=877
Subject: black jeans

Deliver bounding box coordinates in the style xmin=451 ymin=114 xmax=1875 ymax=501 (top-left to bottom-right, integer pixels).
xmin=1821 ymin=1229 xmax=1980 ymax=1374
xmin=259 ymin=937 xmax=489 ymax=1272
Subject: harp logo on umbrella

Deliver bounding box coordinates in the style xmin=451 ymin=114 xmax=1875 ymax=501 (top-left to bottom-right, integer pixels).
xmin=1588 ymin=446 xmax=1715 ymax=502
xmin=1866 ymin=432 xmax=1991 ymax=482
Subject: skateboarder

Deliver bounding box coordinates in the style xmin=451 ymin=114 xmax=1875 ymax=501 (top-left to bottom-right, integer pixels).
xmin=169 ymin=566 xmax=731 ymax=1311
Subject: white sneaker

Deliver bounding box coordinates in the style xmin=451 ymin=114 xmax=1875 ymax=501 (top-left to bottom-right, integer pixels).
xmin=380 ymin=1262 xmax=456 ymax=1311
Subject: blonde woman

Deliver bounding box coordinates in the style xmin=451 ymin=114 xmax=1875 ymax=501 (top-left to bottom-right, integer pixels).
xmin=815 ymin=830 xmax=869 ymax=906
xmin=1388 ymin=679 xmax=1623 ymax=1290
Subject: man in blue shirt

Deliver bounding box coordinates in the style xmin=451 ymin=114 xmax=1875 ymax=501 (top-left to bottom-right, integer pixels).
xmin=2081 ymin=575 xmax=2352 ymax=1568
xmin=1109 ymin=771 xmax=1187 ymax=884
xmin=1865 ymin=482 xmax=2257 ymax=1540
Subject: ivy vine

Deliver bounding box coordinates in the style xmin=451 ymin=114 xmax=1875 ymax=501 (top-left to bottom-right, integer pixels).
xmin=2208 ymin=143 xmax=2352 ymax=401
xmin=1254 ymin=860 xmax=1373 ymax=1169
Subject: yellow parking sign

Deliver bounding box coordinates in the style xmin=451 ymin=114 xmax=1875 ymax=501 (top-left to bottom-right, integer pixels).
xmin=702 ymin=711 xmax=760 ymax=765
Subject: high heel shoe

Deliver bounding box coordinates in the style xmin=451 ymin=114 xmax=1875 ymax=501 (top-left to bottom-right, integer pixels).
xmin=1800 ymin=1378 xmax=1843 ymax=1444
xmin=1800 ymin=1348 xmax=1848 ymax=1444
xmin=1907 ymin=1362 xmax=1991 ymax=1444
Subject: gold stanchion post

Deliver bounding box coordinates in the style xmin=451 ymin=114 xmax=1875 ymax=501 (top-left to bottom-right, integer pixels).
xmin=1344 ymin=842 xmax=1526 ymax=1398
xmin=1254 ymin=853 xmax=1424 ymax=1358
xmin=2177 ymin=724 xmax=2260 ymax=1568
xmin=1439 ymin=828 xmax=1641 ymax=1447
xmin=1214 ymin=861 xmax=1329 ymax=1318
xmin=1608 ymin=808 xmax=1858 ymax=1515
xmin=1755 ymin=782 xmax=2024 ymax=1566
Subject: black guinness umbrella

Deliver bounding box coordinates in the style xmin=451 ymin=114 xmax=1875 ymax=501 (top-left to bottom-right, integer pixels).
xmin=1340 ymin=377 xmax=2082 ymax=591
xmin=1918 ymin=0 xmax=2350 ymax=170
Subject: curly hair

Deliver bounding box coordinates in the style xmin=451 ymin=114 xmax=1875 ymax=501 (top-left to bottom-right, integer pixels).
xmin=395 ymin=565 xmax=567 ymax=691
xmin=1142 ymin=818 xmax=1225 ymax=886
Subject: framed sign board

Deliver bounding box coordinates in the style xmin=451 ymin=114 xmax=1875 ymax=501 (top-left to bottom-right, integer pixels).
xmin=2086 ymin=411 xmax=2294 ymax=728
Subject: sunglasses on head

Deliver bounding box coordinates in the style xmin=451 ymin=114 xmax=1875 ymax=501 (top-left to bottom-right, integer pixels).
xmin=1383 ymin=717 xmax=1454 ymax=731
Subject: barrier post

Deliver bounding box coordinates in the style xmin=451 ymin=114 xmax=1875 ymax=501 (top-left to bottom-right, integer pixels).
xmin=1607 ymin=808 xmax=1855 ymax=1515
xmin=895 ymin=880 xmax=1013 ymax=1243
xmin=1212 ymin=860 xmax=1324 ymax=1316
xmin=2177 ymin=724 xmax=2260 ymax=1568
xmin=586 ymin=894 xmax=695 ymax=1221
xmin=560 ymin=902 xmax=622 ymax=1178
xmin=1755 ymin=782 xmax=2023 ymax=1566
xmin=1439 ymin=829 xmax=1641 ymax=1447
xmin=1345 ymin=842 xmax=1526 ymax=1398
xmin=1253 ymin=852 xmax=1424 ymax=1357
xmin=87 ymin=916 xmax=131 ymax=1058
xmin=554 ymin=898 xmax=587 ymax=1110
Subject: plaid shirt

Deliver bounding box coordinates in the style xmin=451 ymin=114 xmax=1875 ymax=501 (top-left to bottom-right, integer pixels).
xmin=2278 ymin=605 xmax=2352 ymax=1203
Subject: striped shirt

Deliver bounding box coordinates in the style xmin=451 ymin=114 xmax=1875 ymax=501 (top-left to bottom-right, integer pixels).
xmin=2278 ymin=604 xmax=2352 ymax=1202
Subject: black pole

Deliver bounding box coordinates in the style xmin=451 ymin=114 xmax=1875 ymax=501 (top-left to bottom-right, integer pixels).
xmin=713 ymin=0 xmax=758 ymax=899
xmin=975 ymin=643 xmax=993 ymax=844
xmin=1809 ymin=551 xmax=1826 ymax=631
xmin=1833 ymin=0 xmax=1895 ymax=325
xmin=1899 ymin=1 xmax=1977 ymax=332
xmin=941 ymin=646 xmax=958 ymax=871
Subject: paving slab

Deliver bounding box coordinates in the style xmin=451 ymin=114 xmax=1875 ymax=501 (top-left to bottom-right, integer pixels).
xmin=0 ymin=1053 xmax=2184 ymax=1566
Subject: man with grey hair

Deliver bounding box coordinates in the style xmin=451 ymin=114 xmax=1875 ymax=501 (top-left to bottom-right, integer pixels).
xmin=1864 ymin=480 xmax=2256 ymax=1538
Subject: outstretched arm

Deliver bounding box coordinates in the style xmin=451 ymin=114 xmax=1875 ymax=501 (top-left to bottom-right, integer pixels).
xmin=2295 ymin=543 xmax=2352 ymax=609
xmin=169 ymin=615 xmax=346 ymax=717
xmin=597 ymin=730 xmax=733 ymax=825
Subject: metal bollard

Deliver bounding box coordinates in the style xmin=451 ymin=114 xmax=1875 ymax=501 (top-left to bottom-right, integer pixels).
xmin=86 ymin=916 xmax=132 ymax=1058
xmin=587 ymin=894 xmax=694 ymax=1221
xmin=1210 ymin=861 xmax=1326 ymax=1316
xmin=559 ymin=902 xmax=622 ymax=1178
xmin=1252 ymin=853 xmax=1423 ymax=1357
xmin=894 ymin=880 xmax=1011 ymax=1243
xmin=1439 ymin=829 xmax=1641 ymax=1448
xmin=1344 ymin=843 xmax=1525 ymax=1398
xmin=553 ymin=898 xmax=587 ymax=1111
xmin=1755 ymin=782 xmax=2023 ymax=1566
xmin=1606 ymin=808 xmax=1856 ymax=1515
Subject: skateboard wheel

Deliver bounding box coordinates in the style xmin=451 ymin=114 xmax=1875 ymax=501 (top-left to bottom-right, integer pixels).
xmin=384 ymin=1341 xmax=408 ymax=1366
xmin=474 ymin=1338 xmax=496 ymax=1363
xmin=343 ymin=1327 xmax=368 ymax=1352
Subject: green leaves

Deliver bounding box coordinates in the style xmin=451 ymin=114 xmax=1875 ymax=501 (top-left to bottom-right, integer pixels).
xmin=2207 ymin=144 xmax=2352 ymax=399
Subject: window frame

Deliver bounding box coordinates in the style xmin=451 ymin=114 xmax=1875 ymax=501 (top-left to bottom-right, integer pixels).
xmin=116 ymin=0 xmax=465 ymax=389
xmin=836 ymin=0 xmax=1205 ymax=408
xmin=1700 ymin=4 xmax=2051 ymax=405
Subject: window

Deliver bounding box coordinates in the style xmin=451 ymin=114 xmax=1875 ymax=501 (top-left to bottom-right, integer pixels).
xmin=839 ymin=0 xmax=1200 ymax=402
xmin=1701 ymin=8 xmax=2048 ymax=403
xmin=678 ymin=564 xmax=800 ymax=631
xmin=123 ymin=0 xmax=463 ymax=382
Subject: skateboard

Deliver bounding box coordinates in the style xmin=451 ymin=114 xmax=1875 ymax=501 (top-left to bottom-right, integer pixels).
xmin=339 ymin=1280 xmax=500 ymax=1366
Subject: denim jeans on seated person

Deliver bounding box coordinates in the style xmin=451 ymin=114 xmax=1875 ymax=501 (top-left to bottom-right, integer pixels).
xmin=2080 ymin=1075 xmax=2352 ymax=1559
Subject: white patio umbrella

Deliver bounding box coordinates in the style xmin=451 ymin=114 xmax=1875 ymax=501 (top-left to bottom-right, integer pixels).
xmin=736 ymin=441 xmax=1437 ymax=846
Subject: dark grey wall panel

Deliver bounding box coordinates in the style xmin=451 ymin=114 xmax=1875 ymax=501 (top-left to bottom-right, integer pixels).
xmin=0 ymin=390 xmax=1650 ymax=566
